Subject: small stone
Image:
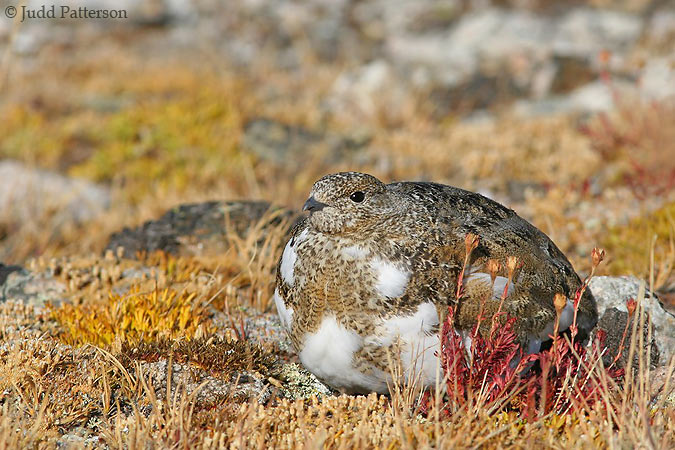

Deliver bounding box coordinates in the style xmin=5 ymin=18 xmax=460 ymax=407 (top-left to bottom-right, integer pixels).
xmin=593 ymin=307 xmax=659 ymax=370
xmin=0 ymin=263 xmax=23 ymax=286
xmin=276 ymin=363 xmax=334 ymax=400
xmin=141 ymin=359 xmax=271 ymax=405
xmin=649 ymin=365 xmax=675 ymax=409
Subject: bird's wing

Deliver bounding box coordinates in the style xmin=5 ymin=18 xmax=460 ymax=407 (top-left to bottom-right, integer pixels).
xmin=387 ymin=181 xmax=597 ymax=340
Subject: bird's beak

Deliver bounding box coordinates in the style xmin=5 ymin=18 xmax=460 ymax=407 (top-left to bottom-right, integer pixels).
xmin=303 ymin=196 xmax=327 ymax=212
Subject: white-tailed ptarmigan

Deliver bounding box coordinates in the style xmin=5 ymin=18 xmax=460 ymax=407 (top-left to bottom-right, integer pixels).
xmin=274 ymin=172 xmax=597 ymax=394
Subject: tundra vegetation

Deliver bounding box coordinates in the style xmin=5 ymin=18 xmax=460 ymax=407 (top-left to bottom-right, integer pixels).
xmin=0 ymin=1 xmax=673 ymax=448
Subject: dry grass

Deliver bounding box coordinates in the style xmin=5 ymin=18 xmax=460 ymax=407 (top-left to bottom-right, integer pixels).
xmin=1 ymin=222 xmax=673 ymax=449
xmin=1 ymin=335 xmax=671 ymax=449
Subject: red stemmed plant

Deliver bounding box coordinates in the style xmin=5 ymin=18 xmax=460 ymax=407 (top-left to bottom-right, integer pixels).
xmin=425 ymin=236 xmax=626 ymax=420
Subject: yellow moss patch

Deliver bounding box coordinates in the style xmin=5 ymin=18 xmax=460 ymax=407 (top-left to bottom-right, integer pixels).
xmin=50 ymin=287 xmax=214 ymax=347
xmin=0 ymin=67 xmax=247 ymax=204
xmin=602 ymin=202 xmax=675 ymax=286
xmin=67 ymin=89 xmax=242 ymax=201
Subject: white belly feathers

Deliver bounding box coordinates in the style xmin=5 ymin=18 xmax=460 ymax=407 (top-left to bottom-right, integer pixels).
xmin=299 ymin=315 xmax=389 ymax=393
xmin=364 ymin=301 xmax=441 ymax=387
xmin=273 ymin=287 xmax=293 ymax=331
xmin=298 ymin=303 xmax=441 ymax=393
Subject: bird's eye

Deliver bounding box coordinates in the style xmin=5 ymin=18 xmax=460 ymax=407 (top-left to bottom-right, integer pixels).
xmin=349 ymin=191 xmax=365 ymax=203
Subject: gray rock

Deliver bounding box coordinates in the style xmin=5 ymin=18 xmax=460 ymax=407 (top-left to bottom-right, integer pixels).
xmin=0 ymin=268 xmax=66 ymax=307
xmin=513 ymin=79 xmax=634 ymax=116
xmin=553 ymin=8 xmax=643 ymax=57
xmin=327 ymin=60 xmax=407 ymax=119
xmin=243 ymin=312 xmax=294 ymax=354
xmin=564 ymin=81 xmax=616 ymax=112
xmin=647 ymin=8 xmax=675 ymax=44
xmin=140 ymin=359 xmax=271 ymax=404
xmin=242 ymin=118 xmax=370 ymax=166
xmin=385 ymin=7 xmax=642 ymax=89
xmin=649 ymin=365 xmax=675 ymax=409
xmin=589 ymin=276 xmax=675 ymax=366
xmin=0 ymin=160 xmax=110 ymax=225
xmin=640 ymin=57 xmax=675 ymax=101
xmin=105 ymin=201 xmax=301 ymax=259
xmin=134 ymin=360 xmax=333 ymax=404
xmin=0 ymin=263 xmax=23 ymax=286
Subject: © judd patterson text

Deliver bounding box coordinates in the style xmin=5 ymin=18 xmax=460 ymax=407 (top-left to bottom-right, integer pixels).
xmin=5 ymin=4 xmax=128 ymax=21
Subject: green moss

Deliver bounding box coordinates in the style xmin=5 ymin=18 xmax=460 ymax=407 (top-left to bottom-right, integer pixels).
xmin=0 ymin=106 xmax=70 ymax=166
xmin=68 ymin=90 xmax=242 ymax=200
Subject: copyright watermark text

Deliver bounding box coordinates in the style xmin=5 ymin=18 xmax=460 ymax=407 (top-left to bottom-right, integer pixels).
xmin=5 ymin=4 xmax=128 ymax=22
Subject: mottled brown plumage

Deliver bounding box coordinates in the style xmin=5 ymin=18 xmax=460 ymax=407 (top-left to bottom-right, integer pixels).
xmin=274 ymin=172 xmax=597 ymax=393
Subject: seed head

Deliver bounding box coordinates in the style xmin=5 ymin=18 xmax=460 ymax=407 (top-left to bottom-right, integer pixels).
xmin=626 ymin=298 xmax=637 ymax=317
xmin=553 ymin=293 xmax=567 ymax=316
xmin=506 ymin=256 xmax=520 ymax=278
xmin=464 ymin=233 xmax=479 ymax=257
xmin=591 ymin=247 xmax=605 ymax=268
xmin=486 ymin=259 xmax=501 ymax=284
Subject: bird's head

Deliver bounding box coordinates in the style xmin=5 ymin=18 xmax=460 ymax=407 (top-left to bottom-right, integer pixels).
xmin=303 ymin=172 xmax=392 ymax=234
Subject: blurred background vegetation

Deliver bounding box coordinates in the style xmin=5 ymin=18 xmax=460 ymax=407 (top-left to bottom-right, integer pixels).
xmin=0 ymin=0 xmax=673 ymax=291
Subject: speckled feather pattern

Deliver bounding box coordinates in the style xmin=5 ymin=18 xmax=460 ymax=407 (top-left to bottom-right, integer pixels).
xmin=275 ymin=172 xmax=597 ymax=393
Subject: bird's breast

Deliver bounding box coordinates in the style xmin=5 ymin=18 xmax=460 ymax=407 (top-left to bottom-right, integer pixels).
xmin=277 ymin=230 xmax=415 ymax=336
xmin=294 ymin=235 xmax=412 ymax=309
